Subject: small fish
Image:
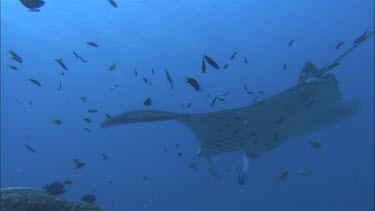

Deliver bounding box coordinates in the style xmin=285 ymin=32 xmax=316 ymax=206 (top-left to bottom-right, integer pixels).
xmin=210 ymin=97 xmax=217 ymax=108
xmin=252 ymin=95 xmax=259 ymax=103
xmin=258 ymin=91 xmax=264 ymax=95
xmin=86 ymin=41 xmax=98 ymax=47
xmin=134 ymin=69 xmax=138 ymax=76
xmin=51 ymin=119 xmax=62 ymax=125
xmin=108 ymin=64 xmax=116 ymax=71
xmin=185 ymin=78 xmax=201 ymax=92
xmin=108 ymin=84 xmax=119 ymax=90
xmin=151 ymin=68 xmax=155 ymax=75
xmin=142 ymin=176 xmax=148 ymax=181
xmin=308 ymin=140 xmax=322 ymax=149
xmin=83 ymin=128 xmax=92 ymax=133
xmin=73 ymin=51 xmax=79 ymax=58
xmin=8 ymin=65 xmax=18 ymax=70
xmin=230 ymin=52 xmax=237 ymax=61
xmin=101 ymin=153 xmax=108 ymax=160
xmin=288 ymin=39 xmax=295 ymax=47
xmin=83 ymin=118 xmax=91 ymax=123
xmin=203 ymin=54 xmax=220 ymax=70
xmin=144 ymin=98 xmax=152 ymax=106
xmin=63 ymin=180 xmax=74 ymax=185
xmin=188 ymin=161 xmax=198 ymax=169
xmin=143 ymin=78 xmax=148 ymax=83
xmin=57 ymin=82 xmax=62 ymax=91
xmin=80 ymin=97 xmax=88 ymax=103
xmin=176 ymin=144 xmax=180 ymax=150
xmin=246 ymin=91 xmax=254 ymax=95
xmin=283 ymin=64 xmax=287 ymax=70
xmin=8 ymin=50 xmax=23 ymax=63
xmin=105 ymin=114 xmax=112 ymax=119
xmin=61 ymin=71 xmax=65 ymax=76
xmin=243 ymin=84 xmax=247 ymax=90
xmin=353 ymin=30 xmax=368 ymax=45
xmin=107 ymin=0 xmax=118 ymax=8
xmin=244 ymin=57 xmax=248 ymax=64
xmin=275 ymin=170 xmax=289 ymax=184
xmin=55 ymin=59 xmax=68 ymax=70
xmin=297 ymin=169 xmax=312 ymax=176
xmin=78 ymin=56 xmax=87 ymax=62
xmin=221 ymin=91 xmax=231 ymax=96
xmin=23 ymin=144 xmax=36 ymax=152
xmin=73 ymin=159 xmax=85 ymax=169
xmin=186 ymin=103 xmax=192 ymax=108
xmin=223 ymin=64 xmax=229 ymax=69
xmin=29 ymin=79 xmax=42 ymax=87
xmin=165 ymin=69 xmax=174 ymax=89
xmin=336 ymin=41 xmax=345 ymax=50
xmin=87 ymin=109 xmax=98 ymax=113
xmin=201 ymin=59 xmax=206 ymax=73
xmin=177 ymin=152 xmax=182 ymax=157
xmin=216 ymin=98 xmax=225 ymax=102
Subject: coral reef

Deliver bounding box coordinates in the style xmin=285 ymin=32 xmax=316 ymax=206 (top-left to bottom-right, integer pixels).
xmin=81 ymin=194 xmax=96 ymax=204
xmin=0 ymin=187 xmax=103 ymax=211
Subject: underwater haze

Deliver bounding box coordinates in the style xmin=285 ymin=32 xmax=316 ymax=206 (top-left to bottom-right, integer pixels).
xmin=1 ymin=0 xmax=374 ymax=210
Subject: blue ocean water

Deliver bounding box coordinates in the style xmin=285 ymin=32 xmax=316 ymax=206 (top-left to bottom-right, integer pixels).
xmin=1 ymin=0 xmax=374 ymax=210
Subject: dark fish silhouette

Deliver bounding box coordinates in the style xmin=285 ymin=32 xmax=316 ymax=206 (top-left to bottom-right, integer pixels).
xmin=353 ymin=30 xmax=368 ymax=45
xmin=210 ymin=97 xmax=217 ymax=108
xmin=101 ymin=153 xmax=108 ymax=160
xmin=144 ymin=98 xmax=152 ymax=106
xmin=29 ymin=79 xmax=41 ymax=87
xmin=165 ymin=69 xmax=174 ymax=88
xmin=203 ymin=54 xmax=220 ymax=70
xmin=83 ymin=128 xmax=92 ymax=133
xmin=134 ymin=69 xmax=138 ymax=76
xmin=223 ymin=64 xmax=229 ymax=69
xmin=283 ymin=64 xmax=287 ymax=70
xmin=51 ymin=119 xmax=62 ymax=125
xmin=87 ymin=109 xmax=98 ymax=113
xmin=19 ymin=0 xmax=45 ymax=10
xmin=55 ymin=59 xmax=68 ymax=70
xmin=275 ymin=170 xmax=289 ymax=184
xmin=186 ymin=103 xmax=192 ymax=108
xmin=107 ymin=0 xmax=118 ymax=8
xmin=8 ymin=65 xmax=18 ymax=70
xmin=221 ymin=91 xmax=231 ymax=96
xmin=73 ymin=159 xmax=85 ymax=169
xmin=57 ymin=82 xmax=62 ymax=91
xmin=23 ymin=144 xmax=36 ymax=152
xmin=80 ymin=97 xmax=88 ymax=103
xmin=8 ymin=50 xmax=23 ymax=63
xmin=83 ymin=118 xmax=91 ymax=123
xmin=151 ymin=68 xmax=155 ymax=75
xmin=336 ymin=41 xmax=345 ymax=50
xmin=230 ymin=52 xmax=237 ymax=60
xmin=105 ymin=114 xmax=112 ymax=119
xmin=143 ymin=78 xmax=148 ymax=83
xmin=86 ymin=42 xmax=98 ymax=47
xmin=109 ymin=64 xmax=116 ymax=71
xmin=243 ymin=84 xmax=247 ymax=90
xmin=308 ymin=140 xmax=322 ymax=149
xmin=185 ymin=78 xmax=201 ymax=92
xmin=201 ymin=59 xmax=206 ymax=73
xmin=73 ymin=51 xmax=79 ymax=58
xmin=244 ymin=57 xmax=248 ymax=64
xmin=288 ymin=39 xmax=295 ymax=47
xmin=78 ymin=56 xmax=87 ymax=62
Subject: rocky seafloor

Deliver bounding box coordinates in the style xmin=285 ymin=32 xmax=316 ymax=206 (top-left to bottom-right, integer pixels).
xmin=0 ymin=187 xmax=103 ymax=211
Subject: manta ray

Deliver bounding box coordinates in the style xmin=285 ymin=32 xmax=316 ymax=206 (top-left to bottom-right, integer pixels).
xmin=102 ymin=31 xmax=373 ymax=185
